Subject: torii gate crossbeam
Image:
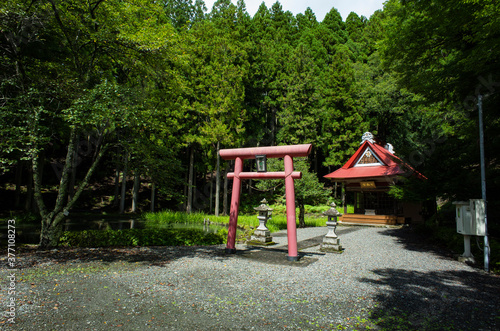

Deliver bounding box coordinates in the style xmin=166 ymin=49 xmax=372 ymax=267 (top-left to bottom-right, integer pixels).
xmin=220 ymin=144 xmax=312 ymax=261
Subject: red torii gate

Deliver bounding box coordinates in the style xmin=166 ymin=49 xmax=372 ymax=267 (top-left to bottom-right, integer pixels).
xmin=219 ymin=144 xmax=312 ymax=261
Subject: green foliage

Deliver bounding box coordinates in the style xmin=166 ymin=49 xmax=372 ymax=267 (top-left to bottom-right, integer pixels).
xmin=254 ymin=158 xmax=331 ymax=207
xmin=58 ymin=228 xmax=223 ymax=247
xmin=3 ymin=0 xmax=499 ymax=250
xmin=142 ymin=210 xmax=206 ymax=228
xmin=142 ymin=209 xmax=327 ymax=235
xmin=317 ymin=44 xmax=367 ymax=167
xmin=381 ymin=0 xmax=500 ymax=99
xmin=379 ymin=0 xmax=500 ymax=211
xmin=63 ymin=81 xmax=138 ymax=130
xmin=270 ymin=204 xmax=330 ymax=215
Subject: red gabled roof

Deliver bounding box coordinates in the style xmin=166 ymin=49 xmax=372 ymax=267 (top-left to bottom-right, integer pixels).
xmin=324 ymin=140 xmax=426 ymax=181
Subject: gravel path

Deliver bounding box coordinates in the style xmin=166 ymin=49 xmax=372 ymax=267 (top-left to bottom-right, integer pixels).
xmin=1 ymin=225 xmax=499 ymax=330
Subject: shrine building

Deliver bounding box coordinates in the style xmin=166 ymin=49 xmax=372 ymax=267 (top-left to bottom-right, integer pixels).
xmin=324 ymin=132 xmax=427 ymax=225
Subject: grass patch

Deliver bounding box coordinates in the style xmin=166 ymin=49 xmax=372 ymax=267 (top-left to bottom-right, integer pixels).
xmin=142 ymin=211 xmax=206 ymax=228
xmin=19 ymin=264 xmax=111 ymax=283
xmin=142 ymin=208 xmax=329 ymax=233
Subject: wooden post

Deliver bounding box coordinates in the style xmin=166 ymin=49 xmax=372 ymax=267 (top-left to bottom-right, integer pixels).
xmin=226 ymin=157 xmax=243 ymax=253
xmin=215 ymin=142 xmax=220 ymax=216
xmin=220 ymin=144 xmax=311 ymax=260
xmin=187 ymin=147 xmax=194 ymax=214
xmin=284 ymin=155 xmax=298 ymax=261
xmin=342 ymin=182 xmax=347 ymax=214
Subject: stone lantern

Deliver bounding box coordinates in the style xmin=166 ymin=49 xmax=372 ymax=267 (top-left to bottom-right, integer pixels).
xmin=320 ymin=202 xmax=343 ymax=252
xmin=250 ymin=198 xmax=273 ymax=244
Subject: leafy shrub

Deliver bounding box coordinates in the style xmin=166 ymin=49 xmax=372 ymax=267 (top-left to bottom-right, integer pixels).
xmin=216 ymin=228 xmax=228 ymax=243
xmin=59 ymin=228 xmax=224 ymax=248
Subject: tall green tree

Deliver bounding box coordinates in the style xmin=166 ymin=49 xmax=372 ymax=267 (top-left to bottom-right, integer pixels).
xmin=255 ymin=157 xmax=330 ymax=228
xmin=0 ymin=0 xmax=177 ymax=248
xmin=275 ymin=42 xmax=320 ymax=146
xmin=244 ymin=1 xmax=300 ymax=146
xmin=380 ymin=0 xmax=500 ymax=204
xmin=177 ymin=0 xmax=249 ymax=213
xmin=163 ymin=0 xmax=206 ymax=30
xmin=382 ymin=0 xmax=500 ymax=99
xmin=317 ymin=44 xmax=366 ymax=168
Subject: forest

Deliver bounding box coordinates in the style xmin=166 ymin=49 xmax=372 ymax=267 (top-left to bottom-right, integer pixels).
xmin=0 ymin=0 xmax=499 ymax=249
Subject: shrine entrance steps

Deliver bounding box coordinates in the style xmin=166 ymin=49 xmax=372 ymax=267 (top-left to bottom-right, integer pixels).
xmin=340 ymin=214 xmax=405 ymax=226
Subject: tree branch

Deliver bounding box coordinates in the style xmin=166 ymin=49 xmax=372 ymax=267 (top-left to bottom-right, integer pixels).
xmin=66 ymin=143 xmax=108 ymax=212
xmin=32 ymin=151 xmax=47 ymax=218
xmin=47 ymin=0 xmax=82 ymax=77
xmin=52 ymin=128 xmax=77 ymax=214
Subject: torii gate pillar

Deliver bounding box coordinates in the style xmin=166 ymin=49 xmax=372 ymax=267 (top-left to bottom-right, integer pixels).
xmin=220 ymin=144 xmax=312 ymax=261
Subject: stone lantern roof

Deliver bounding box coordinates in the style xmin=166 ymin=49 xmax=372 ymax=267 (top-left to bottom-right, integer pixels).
xmin=254 ymin=198 xmax=273 ymax=212
xmin=324 ymin=202 xmax=341 ymax=217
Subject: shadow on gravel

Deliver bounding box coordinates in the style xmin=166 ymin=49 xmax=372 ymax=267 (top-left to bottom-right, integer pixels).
xmin=358 ymin=268 xmax=500 ymax=330
xmin=236 ymin=246 xmax=323 ymax=267
xmin=379 ymin=226 xmax=458 ymax=261
xmin=235 ymin=226 xmax=361 ymax=267
xmin=4 ymin=245 xmax=232 ymax=269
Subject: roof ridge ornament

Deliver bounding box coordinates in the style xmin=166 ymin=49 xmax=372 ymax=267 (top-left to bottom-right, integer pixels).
xmin=384 ymin=143 xmax=395 ymax=154
xmin=361 ymin=132 xmax=375 ymax=144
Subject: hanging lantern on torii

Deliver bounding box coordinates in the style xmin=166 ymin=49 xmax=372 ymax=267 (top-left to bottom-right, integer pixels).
xmin=219 ymin=144 xmax=312 ymax=261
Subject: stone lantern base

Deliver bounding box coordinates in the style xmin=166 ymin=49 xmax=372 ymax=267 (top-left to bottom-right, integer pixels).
xmin=320 ymin=220 xmax=343 ymax=253
xmin=253 ymin=228 xmax=271 ymax=239
xmin=248 ymin=228 xmax=274 ymax=245
xmin=247 ymin=198 xmax=276 ymax=246
xmin=320 ymin=238 xmax=343 ymax=253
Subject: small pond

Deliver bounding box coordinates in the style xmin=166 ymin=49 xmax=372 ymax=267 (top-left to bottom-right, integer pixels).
xmin=2 ymin=219 xmax=229 ymax=245
xmin=62 ymin=219 xmax=227 ymax=233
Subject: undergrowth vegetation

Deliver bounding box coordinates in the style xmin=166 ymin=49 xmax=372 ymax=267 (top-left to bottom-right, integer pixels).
xmin=54 ymin=204 xmax=331 ymax=248
xmin=142 ymin=204 xmax=329 ymax=233
xmin=1 ymin=204 xmax=332 ymax=249
xmin=58 ymin=228 xmax=223 ymax=247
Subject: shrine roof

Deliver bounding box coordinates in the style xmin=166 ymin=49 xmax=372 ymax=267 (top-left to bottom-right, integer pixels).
xmin=324 ymin=138 xmax=426 ymax=181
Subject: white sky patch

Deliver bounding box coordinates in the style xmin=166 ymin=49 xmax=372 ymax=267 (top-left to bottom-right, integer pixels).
xmin=203 ymin=0 xmax=386 ymax=21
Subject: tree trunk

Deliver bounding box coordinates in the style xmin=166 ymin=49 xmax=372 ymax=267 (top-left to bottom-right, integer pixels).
xmin=119 ymin=152 xmax=128 ymax=213
xmin=68 ymin=135 xmax=79 ymax=202
xmin=183 ymin=170 xmax=188 ymax=211
xmin=112 ymin=167 xmax=120 ymax=207
xmin=150 ymin=181 xmax=155 ymax=212
xmin=248 ymin=162 xmax=252 ymax=195
xmin=25 ymin=164 xmax=33 ymax=212
xmin=209 ymin=172 xmax=213 ymax=214
xmin=298 ymin=202 xmax=306 ymax=228
xmin=131 ymin=171 xmax=140 ymax=212
xmin=271 ymin=106 xmax=277 ymax=146
xmin=36 ymin=128 xmax=107 ymax=250
xmin=215 ymin=141 xmax=220 ymax=216
xmin=39 ymin=212 xmax=66 ymax=249
xmin=186 ymin=146 xmax=194 ymax=214
xmin=223 ymin=162 xmax=229 ymax=215
xmin=314 ymin=149 xmax=318 ymax=174
xmin=15 ymin=161 xmax=23 ymax=208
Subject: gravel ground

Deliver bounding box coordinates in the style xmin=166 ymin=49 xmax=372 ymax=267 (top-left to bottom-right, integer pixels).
xmin=1 ymin=225 xmax=499 ymax=330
